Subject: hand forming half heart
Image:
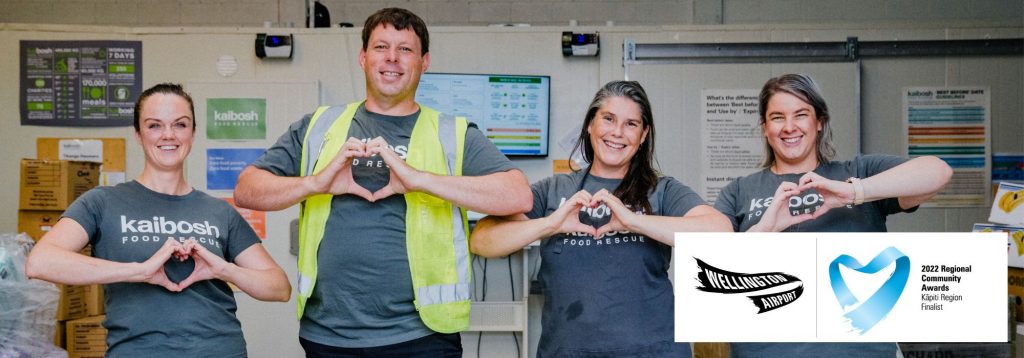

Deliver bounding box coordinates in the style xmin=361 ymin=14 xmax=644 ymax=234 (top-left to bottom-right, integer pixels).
xmin=796 ymin=171 xmax=856 ymax=219
xmin=590 ymin=189 xmax=640 ymax=238
xmin=174 ymin=239 xmax=230 ymax=291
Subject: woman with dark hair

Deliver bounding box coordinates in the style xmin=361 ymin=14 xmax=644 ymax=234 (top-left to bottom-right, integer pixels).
xmin=714 ymin=74 xmax=952 ymax=357
xmin=26 ymin=83 xmax=290 ymax=357
xmin=472 ymin=80 xmax=730 ymax=357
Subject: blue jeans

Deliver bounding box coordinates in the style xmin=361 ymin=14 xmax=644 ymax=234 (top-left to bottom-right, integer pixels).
xmin=300 ymin=333 xmax=462 ymax=358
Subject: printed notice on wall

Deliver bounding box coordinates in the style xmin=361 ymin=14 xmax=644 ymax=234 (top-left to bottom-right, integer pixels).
xmin=222 ymin=197 xmax=267 ymax=240
xmin=903 ymin=87 xmax=991 ymax=207
xmin=207 ymin=148 xmax=266 ymax=190
xmin=700 ymin=89 xmax=763 ymax=203
xmin=20 ymin=40 xmax=142 ymax=127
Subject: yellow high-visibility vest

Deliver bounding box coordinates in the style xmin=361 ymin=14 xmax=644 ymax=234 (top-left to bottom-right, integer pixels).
xmin=296 ymin=102 xmax=471 ymax=333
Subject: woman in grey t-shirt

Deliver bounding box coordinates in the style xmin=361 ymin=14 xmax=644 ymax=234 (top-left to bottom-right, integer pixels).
xmin=26 ymin=83 xmax=290 ymax=357
xmin=471 ymin=81 xmax=731 ymax=357
xmin=715 ymin=74 xmax=952 ymax=357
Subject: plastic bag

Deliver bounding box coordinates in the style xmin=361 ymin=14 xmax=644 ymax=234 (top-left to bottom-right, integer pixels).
xmin=0 ymin=233 xmax=65 ymax=358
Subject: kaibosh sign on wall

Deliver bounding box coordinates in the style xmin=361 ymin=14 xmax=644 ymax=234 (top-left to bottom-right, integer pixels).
xmin=207 ymin=98 xmax=266 ymax=140
xmin=675 ymin=233 xmax=1005 ymax=342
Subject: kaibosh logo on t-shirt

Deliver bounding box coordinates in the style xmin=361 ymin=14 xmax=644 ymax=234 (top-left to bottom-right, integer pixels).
xmin=120 ymin=215 xmax=221 ymax=238
xmin=694 ymin=258 xmax=804 ymax=313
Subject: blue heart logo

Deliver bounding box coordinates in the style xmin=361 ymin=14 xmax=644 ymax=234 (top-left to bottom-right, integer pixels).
xmin=828 ymin=246 xmax=910 ymax=334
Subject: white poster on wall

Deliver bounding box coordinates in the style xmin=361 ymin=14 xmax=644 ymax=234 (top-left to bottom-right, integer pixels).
xmin=903 ymin=87 xmax=991 ymax=207
xmin=700 ymin=89 xmax=763 ymax=204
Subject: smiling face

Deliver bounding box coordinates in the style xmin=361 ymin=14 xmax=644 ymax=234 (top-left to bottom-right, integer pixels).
xmin=763 ymin=92 xmax=822 ymax=173
xmin=359 ymin=24 xmax=429 ymax=111
xmin=586 ymin=96 xmax=649 ymax=178
xmin=135 ymin=93 xmax=194 ymax=172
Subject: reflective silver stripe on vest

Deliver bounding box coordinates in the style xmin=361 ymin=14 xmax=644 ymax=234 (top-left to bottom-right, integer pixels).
xmin=303 ymin=106 xmax=348 ymax=177
xmin=417 ymin=113 xmax=472 ymax=306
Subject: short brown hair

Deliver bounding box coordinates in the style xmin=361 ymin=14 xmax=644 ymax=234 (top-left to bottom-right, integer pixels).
xmin=362 ymin=8 xmax=429 ymax=54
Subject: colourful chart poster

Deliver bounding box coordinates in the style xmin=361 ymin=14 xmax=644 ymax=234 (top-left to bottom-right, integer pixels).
xmin=222 ymin=197 xmax=266 ymax=240
xmin=416 ymin=73 xmax=550 ymax=156
xmin=903 ymin=87 xmax=991 ymax=207
xmin=206 ymin=98 xmax=267 ymax=140
xmin=207 ymin=148 xmax=265 ymax=190
xmin=20 ymin=40 xmax=142 ymax=127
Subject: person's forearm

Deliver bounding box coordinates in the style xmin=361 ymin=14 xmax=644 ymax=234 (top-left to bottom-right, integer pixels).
xmin=26 ymin=242 xmax=147 ymax=285
xmin=412 ymin=170 xmax=532 ymax=216
xmin=624 ymin=207 xmax=733 ymax=245
xmin=470 ymin=214 xmax=552 ymax=258
xmin=862 ymin=156 xmax=952 ymax=208
xmin=217 ymin=264 xmax=291 ymax=302
xmin=234 ymin=166 xmax=313 ymax=211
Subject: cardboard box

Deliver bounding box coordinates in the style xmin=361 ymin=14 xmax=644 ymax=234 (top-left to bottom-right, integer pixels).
xmin=1010 ymin=267 xmax=1024 ymax=322
xmin=19 ymin=159 xmax=100 ymax=210
xmin=55 ymin=321 xmax=65 ymax=348
xmin=38 ymin=137 xmax=127 ymax=186
xmin=66 ymin=315 xmax=107 ymax=354
xmin=17 ymin=209 xmax=64 ymax=241
xmin=57 ymin=283 xmax=103 ymax=321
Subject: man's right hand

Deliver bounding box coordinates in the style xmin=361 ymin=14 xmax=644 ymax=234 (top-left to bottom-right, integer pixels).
xmin=306 ymin=137 xmax=374 ymax=201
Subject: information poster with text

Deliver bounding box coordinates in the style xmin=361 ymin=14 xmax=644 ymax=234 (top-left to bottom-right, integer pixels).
xmin=903 ymin=87 xmax=991 ymax=207
xmin=416 ymin=73 xmax=549 ymax=156
xmin=699 ymin=89 xmax=763 ymax=204
xmin=20 ymin=40 xmax=142 ymax=127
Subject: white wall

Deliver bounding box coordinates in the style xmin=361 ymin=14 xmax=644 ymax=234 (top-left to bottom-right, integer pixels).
xmin=1 ymin=15 xmax=1021 ymax=358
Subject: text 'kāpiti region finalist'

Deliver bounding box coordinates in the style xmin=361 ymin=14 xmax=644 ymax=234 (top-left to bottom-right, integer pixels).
xmin=675 ymin=233 xmax=1007 ymax=343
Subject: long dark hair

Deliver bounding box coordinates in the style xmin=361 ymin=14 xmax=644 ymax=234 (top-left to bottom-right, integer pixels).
xmin=758 ymin=73 xmax=834 ymax=168
xmin=571 ymin=80 xmax=659 ymax=213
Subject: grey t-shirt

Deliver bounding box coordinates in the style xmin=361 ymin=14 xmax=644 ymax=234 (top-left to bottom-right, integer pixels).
xmin=714 ymin=154 xmax=914 ymax=233
xmin=713 ymin=154 xmax=913 ymax=358
xmin=527 ymin=169 xmax=703 ymax=357
xmin=63 ymin=181 xmax=260 ymax=358
xmin=251 ymin=103 xmax=517 ymax=347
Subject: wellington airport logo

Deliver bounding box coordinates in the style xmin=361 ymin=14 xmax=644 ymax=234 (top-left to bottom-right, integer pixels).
xmin=694 ymin=258 xmax=804 ymax=313
xmin=828 ymin=247 xmax=910 ymax=334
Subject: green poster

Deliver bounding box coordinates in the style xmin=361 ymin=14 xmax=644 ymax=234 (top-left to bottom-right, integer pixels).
xmin=207 ymin=98 xmax=266 ymax=140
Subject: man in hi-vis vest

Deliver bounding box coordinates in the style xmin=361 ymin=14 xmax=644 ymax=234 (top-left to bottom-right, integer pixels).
xmin=234 ymin=8 xmax=532 ymax=356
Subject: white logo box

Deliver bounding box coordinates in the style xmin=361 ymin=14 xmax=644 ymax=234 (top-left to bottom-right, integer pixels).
xmin=674 ymin=232 xmax=1006 ymax=342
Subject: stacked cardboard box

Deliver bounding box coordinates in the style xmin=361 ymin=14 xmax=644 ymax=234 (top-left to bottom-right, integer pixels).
xmin=65 ymin=315 xmax=107 ymax=357
xmin=17 ymin=159 xmax=101 ymax=241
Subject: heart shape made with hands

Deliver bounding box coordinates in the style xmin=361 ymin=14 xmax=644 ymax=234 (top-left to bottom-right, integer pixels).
xmin=556 ymin=190 xmax=633 ymax=238
xmin=331 ymin=139 xmax=409 ymax=202
xmin=164 ymin=244 xmax=196 ymax=285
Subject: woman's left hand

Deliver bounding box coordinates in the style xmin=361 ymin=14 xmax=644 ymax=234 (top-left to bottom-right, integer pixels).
xmin=797 ymin=172 xmax=855 ymax=219
xmin=591 ymin=189 xmax=639 ymax=238
xmin=177 ymin=239 xmax=230 ymax=290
